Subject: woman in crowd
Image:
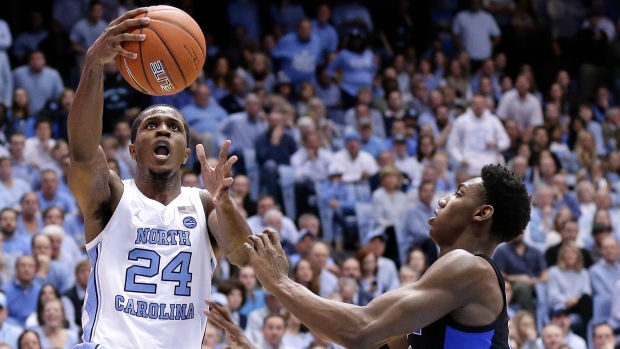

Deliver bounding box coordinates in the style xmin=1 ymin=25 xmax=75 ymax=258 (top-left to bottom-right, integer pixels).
xmin=568 ymin=130 xmax=598 ymax=176
xmin=282 ymin=310 xmax=312 ymax=349
xmin=355 ymin=247 xmax=386 ymax=301
xmin=217 ymin=280 xmax=247 ymax=330
xmin=292 ymin=258 xmax=320 ymax=295
xmin=8 ymin=88 xmax=34 ymax=138
xmin=31 ymin=298 xmax=79 ymax=349
xmin=206 ymin=56 xmax=234 ymax=101
xmin=240 ymin=52 xmax=275 ymax=93
xmin=18 ymin=330 xmax=42 ymax=349
xmin=510 ymin=310 xmax=538 ymax=349
xmin=25 ymin=284 xmax=64 ymax=328
xmin=547 ymin=242 xmax=593 ymax=336
xmin=296 ymin=82 xmax=316 ymax=118
xmin=442 ymin=59 xmax=471 ymax=103
xmin=407 ymin=247 xmax=429 ymax=276
xmin=416 ymin=134 xmax=436 ymax=167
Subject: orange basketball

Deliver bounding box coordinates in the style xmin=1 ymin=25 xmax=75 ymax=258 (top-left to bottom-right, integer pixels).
xmin=116 ymin=5 xmax=206 ymax=96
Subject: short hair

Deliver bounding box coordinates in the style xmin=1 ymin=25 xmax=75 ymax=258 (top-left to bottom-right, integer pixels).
xmin=40 ymin=169 xmax=58 ymax=178
xmin=75 ymin=258 xmax=90 ymax=275
xmin=480 ymin=165 xmax=531 ymax=242
xmin=42 ymin=206 xmax=65 ymax=220
xmin=217 ymin=280 xmax=247 ymax=306
xmin=31 ymin=233 xmax=52 ymax=249
xmin=34 ymin=117 xmax=52 ymax=129
xmin=130 ymin=104 xmax=190 ymax=147
xmin=593 ymin=322 xmax=614 ymax=335
xmin=18 ymin=330 xmax=41 ymax=349
xmin=0 ymin=208 xmax=17 ymax=218
xmin=263 ymin=313 xmax=286 ymax=327
xmin=298 ymin=213 xmax=319 ymax=227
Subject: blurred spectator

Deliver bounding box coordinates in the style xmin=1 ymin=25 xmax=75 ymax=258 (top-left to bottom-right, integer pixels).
xmin=282 ymin=311 xmax=312 ymax=348
xmin=371 ymin=165 xmax=408 ymax=238
xmin=0 ymin=157 xmax=31 ymax=210
xmin=240 ymin=53 xmax=276 ymax=93
xmin=8 ymin=88 xmax=35 ymax=138
xmin=101 ymin=62 xmax=148 ymax=134
xmin=382 ymin=90 xmax=413 ymax=139
xmin=0 ymin=208 xmax=31 ymax=257
xmin=227 ymin=0 xmax=261 ymax=43
xmin=511 ymin=310 xmax=538 ymax=349
xmin=539 ymin=305 xmax=587 ymax=349
xmin=603 ymin=108 xmax=620 ymax=153
xmin=16 ymin=192 xmax=42 ymax=237
xmin=13 ymin=51 xmax=64 ymax=116
xmin=4 ymin=255 xmax=42 ymax=326
xmin=272 ymin=19 xmax=323 ymax=89
xmin=312 ymin=4 xmax=338 ymax=59
xmin=314 ymin=65 xmax=342 ymax=113
xmin=332 ymin=1 xmax=373 ymax=34
xmin=36 ymin=170 xmax=76 ymax=215
xmin=231 ymin=174 xmax=257 ymax=217
xmin=12 ymin=11 xmax=49 ymax=63
xmin=270 ymin=0 xmax=305 ymax=34
xmin=357 ymin=118 xmax=385 ymax=158
xmin=332 ymin=133 xmax=378 ymax=183
xmin=403 ymin=181 xmax=439 ymax=264
xmin=345 ymin=93 xmax=385 ymax=137
xmin=545 ymin=219 xmax=594 ymax=268
xmin=590 ymin=235 xmax=620 ymax=313
xmin=492 ymin=235 xmax=547 ymax=314
xmin=219 ymin=75 xmax=247 ymax=115
xmin=70 ymin=1 xmax=108 ymax=73
xmin=327 ymin=30 xmax=376 ymax=109
xmin=317 ymin=163 xmax=356 ymax=246
xmin=0 ymin=18 xmax=11 ymax=109
xmin=447 ymin=95 xmax=509 ymax=176
xmin=591 ymin=322 xmax=619 ymax=349
xmin=112 ymin=120 xmax=135 ymax=177
xmin=452 ymin=0 xmax=501 ymax=71
xmin=31 ymin=298 xmax=79 ymax=349
xmin=181 ymin=84 xmax=228 ymax=160
xmin=246 ymin=195 xmax=298 ymax=246
xmin=255 ymin=111 xmax=297 ymax=200
xmin=237 ymin=266 xmax=265 ymax=318
xmin=355 ymin=247 xmax=386 ymax=302
xmin=398 ymin=265 xmax=419 ymax=286
xmin=496 ymin=74 xmax=543 ymax=143
xmin=217 ymin=279 xmax=248 ymax=330
xmin=308 ymin=242 xmax=338 ymax=297
xmin=24 ymin=119 xmax=56 ymax=172
xmin=62 ymin=258 xmax=89 ymax=328
xmin=539 ymin=323 xmax=565 ymax=349
xmin=0 ymin=293 xmax=21 ymax=349
xmin=291 ymin=257 xmax=319 ymax=295
xmin=362 ymin=229 xmax=400 ymax=291
xmin=244 ymin=291 xmax=283 ymax=345
xmin=218 ymin=93 xmax=267 ymax=154
xmin=31 ymin=234 xmax=71 ymax=293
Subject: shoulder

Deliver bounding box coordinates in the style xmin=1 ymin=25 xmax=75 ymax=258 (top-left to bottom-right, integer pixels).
xmin=427 ymin=250 xmax=491 ymax=284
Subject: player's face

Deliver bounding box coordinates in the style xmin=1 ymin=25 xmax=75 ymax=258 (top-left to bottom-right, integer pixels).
xmin=428 ymin=178 xmax=487 ymax=244
xmin=130 ymin=107 xmax=190 ymax=175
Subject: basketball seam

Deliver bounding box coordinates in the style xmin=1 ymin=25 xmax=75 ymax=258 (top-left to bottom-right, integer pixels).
xmin=147 ymin=18 xmax=205 ymax=59
xmin=139 ymin=27 xmax=158 ymax=95
xmin=147 ymin=26 xmax=187 ymax=88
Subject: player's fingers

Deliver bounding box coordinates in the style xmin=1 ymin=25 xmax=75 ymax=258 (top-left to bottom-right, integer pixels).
xmin=208 ymin=299 xmax=235 ymax=323
xmin=110 ymin=7 xmax=148 ymax=27
xmin=222 ymin=177 xmax=234 ymax=188
xmin=258 ymin=233 xmax=272 ymax=249
xmin=249 ymin=235 xmax=265 ymax=252
xmin=117 ymin=48 xmax=138 ymax=60
xmin=219 ymin=140 xmax=231 ymax=165
xmin=196 ymin=144 xmax=208 ymax=167
xmin=244 ymin=242 xmax=259 ymax=259
xmin=223 ymin=155 xmax=237 ymax=172
xmin=112 ymin=17 xmax=150 ymax=35
xmin=265 ymin=229 xmax=281 ymax=249
xmin=115 ymin=33 xmax=146 ymax=43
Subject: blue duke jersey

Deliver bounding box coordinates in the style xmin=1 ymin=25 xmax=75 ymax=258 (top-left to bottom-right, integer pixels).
xmin=82 ymin=180 xmax=217 ymax=349
xmin=407 ymin=254 xmax=510 ymax=349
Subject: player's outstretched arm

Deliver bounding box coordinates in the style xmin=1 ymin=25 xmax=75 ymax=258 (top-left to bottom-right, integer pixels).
xmin=68 ymin=8 xmax=149 ymax=243
xmin=246 ymin=230 xmax=484 ymax=349
xmin=198 ymin=141 xmax=252 ymax=266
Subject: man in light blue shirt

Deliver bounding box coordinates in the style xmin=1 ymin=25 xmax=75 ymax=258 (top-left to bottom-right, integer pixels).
xmin=3 ymin=255 xmax=42 ymax=326
xmin=218 ymin=94 xmax=268 ymax=153
xmin=402 ymin=181 xmax=439 ymax=263
xmin=1 ymin=209 xmax=32 ymax=257
xmin=12 ymin=51 xmax=64 ymax=115
xmin=70 ymin=1 xmax=108 ymax=66
xmin=0 ymin=292 xmax=23 ymax=349
xmin=271 ymin=19 xmax=323 ymax=89
xmin=312 ymin=4 xmax=339 ymax=59
xmin=452 ymin=0 xmax=501 ymax=68
xmin=181 ymin=84 xmax=228 ymax=160
xmin=36 ymin=170 xmax=77 ymax=215
xmin=0 ymin=157 xmax=31 ymax=210
xmin=589 ymin=236 xmax=620 ymax=320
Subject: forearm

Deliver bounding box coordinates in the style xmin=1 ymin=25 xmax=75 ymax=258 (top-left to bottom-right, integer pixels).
xmin=215 ymin=197 xmax=252 ymax=266
xmin=68 ymin=54 xmax=104 ymax=161
xmin=270 ymin=277 xmax=368 ymax=348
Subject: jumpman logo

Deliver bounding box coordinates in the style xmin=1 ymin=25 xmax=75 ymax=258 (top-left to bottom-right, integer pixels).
xmin=134 ymin=209 xmax=142 ymax=221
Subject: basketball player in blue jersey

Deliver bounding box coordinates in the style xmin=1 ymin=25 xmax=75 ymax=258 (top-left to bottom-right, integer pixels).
xmin=243 ymin=165 xmax=531 ymax=349
xmin=67 ymin=8 xmax=252 ymax=349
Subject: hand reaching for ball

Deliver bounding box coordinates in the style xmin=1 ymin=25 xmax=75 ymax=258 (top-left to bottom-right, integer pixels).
xmin=86 ymin=7 xmax=149 ymax=66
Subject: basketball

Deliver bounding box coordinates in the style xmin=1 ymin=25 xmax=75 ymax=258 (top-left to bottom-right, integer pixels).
xmin=116 ymin=5 xmax=206 ymax=96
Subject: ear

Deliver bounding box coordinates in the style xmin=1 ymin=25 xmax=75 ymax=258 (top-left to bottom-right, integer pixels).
xmin=129 ymin=144 xmax=136 ymax=160
xmin=183 ymin=147 xmax=191 ymax=165
xmin=473 ymin=204 xmax=494 ymax=223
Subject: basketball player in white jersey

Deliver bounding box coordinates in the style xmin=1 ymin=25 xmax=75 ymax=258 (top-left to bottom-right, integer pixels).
xmin=67 ymin=8 xmax=252 ymax=349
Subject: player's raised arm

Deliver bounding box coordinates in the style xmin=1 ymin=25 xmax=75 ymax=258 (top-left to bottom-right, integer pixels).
xmin=67 ymin=8 xmax=148 ymax=242
xmin=198 ymin=141 xmax=252 ymax=266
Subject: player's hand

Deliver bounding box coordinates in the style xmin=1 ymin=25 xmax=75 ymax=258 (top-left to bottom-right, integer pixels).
xmin=244 ymin=229 xmax=289 ymax=289
xmin=204 ymin=299 xmax=257 ymax=349
xmin=198 ymin=140 xmax=237 ymax=204
xmin=86 ymin=7 xmax=149 ymax=66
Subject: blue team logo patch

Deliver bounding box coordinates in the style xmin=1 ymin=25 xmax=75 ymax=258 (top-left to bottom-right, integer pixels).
xmin=183 ymin=216 xmax=197 ymax=229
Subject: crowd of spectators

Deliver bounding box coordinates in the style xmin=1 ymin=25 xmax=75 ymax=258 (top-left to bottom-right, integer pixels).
xmin=1 ymin=0 xmax=620 ymax=348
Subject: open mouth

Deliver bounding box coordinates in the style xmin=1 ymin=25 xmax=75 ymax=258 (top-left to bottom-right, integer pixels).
xmin=154 ymin=145 xmax=170 ymax=159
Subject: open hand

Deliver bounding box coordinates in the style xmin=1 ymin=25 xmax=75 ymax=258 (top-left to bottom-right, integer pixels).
xmin=86 ymin=8 xmax=150 ymax=66
xmin=204 ymin=299 xmax=257 ymax=349
xmin=244 ymin=229 xmax=289 ymax=290
xmin=197 ymin=140 xmax=237 ymax=204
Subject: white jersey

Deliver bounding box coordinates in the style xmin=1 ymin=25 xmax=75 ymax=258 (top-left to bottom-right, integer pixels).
xmin=82 ymin=180 xmax=216 ymax=349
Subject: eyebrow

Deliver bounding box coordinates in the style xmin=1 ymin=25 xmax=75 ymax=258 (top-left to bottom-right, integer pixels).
xmin=457 ymin=184 xmax=469 ymax=193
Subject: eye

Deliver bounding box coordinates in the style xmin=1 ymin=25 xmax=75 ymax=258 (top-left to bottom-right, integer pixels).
xmin=454 ymin=191 xmax=462 ymax=198
xmin=147 ymin=123 xmax=156 ymax=129
xmin=171 ymin=124 xmax=180 ymax=131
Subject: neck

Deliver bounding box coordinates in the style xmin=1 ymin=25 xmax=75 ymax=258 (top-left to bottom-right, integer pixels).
xmin=437 ymin=229 xmax=498 ymax=258
xmin=1 ymin=230 xmax=15 ymax=239
xmin=43 ymin=324 xmax=60 ymax=336
xmin=18 ymin=279 xmax=32 ymax=289
xmin=0 ymin=176 xmax=10 ymax=185
xmin=134 ymin=171 xmax=182 ymax=205
xmin=43 ymin=192 xmax=55 ymax=201
xmin=23 ymin=212 xmax=36 ymax=221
